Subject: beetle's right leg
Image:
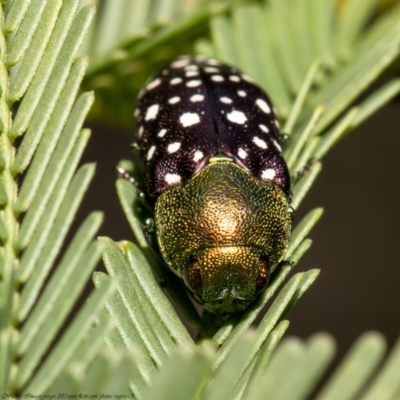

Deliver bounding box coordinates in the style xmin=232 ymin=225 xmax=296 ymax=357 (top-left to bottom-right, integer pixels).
xmin=291 ymin=157 xmax=319 ymax=181
xmin=116 ymin=164 xmax=153 ymax=211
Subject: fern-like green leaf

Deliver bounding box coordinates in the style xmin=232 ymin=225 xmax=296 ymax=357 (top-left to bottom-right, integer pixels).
xmin=0 ymin=0 xmax=115 ymax=394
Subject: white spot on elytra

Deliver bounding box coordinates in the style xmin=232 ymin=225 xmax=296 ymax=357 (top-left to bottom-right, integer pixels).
xmin=242 ymin=74 xmax=254 ymax=82
xmin=138 ymin=126 xmax=144 ymax=138
xmin=168 ymin=142 xmax=181 ymax=153
xmin=229 ymin=75 xmax=240 ymax=82
xmin=207 ymin=59 xmax=220 ymax=66
xmin=275 ymin=119 xmax=280 ymax=128
xmin=147 ymin=146 xmax=156 ymax=160
xmin=204 ymin=67 xmax=219 ymax=73
xmin=157 ymin=129 xmax=167 ymax=138
xmin=171 ymin=59 xmax=190 ymax=68
xmin=211 ymin=75 xmax=224 ymax=82
xmin=238 ymin=90 xmax=246 ymax=97
xmin=256 ymin=99 xmax=271 ymax=114
xmin=262 ymin=168 xmax=276 ymax=180
xmin=170 ymin=77 xmax=183 ymax=85
xmin=146 ymin=78 xmax=161 ymax=91
xmin=227 ymin=110 xmax=247 ymax=125
xmin=185 ymin=65 xmax=199 ymax=71
xmin=145 ymin=104 xmax=159 ymax=120
xmin=193 ymin=150 xmax=204 ymax=162
xmin=162 ymin=69 xmax=168 ymax=75
xmin=186 ymin=80 xmax=201 ymax=87
xmin=190 ymin=94 xmax=204 ymax=102
xmin=220 ymin=97 xmax=232 ymax=104
xmin=253 ymin=136 xmax=268 ymax=149
xmin=180 ymin=112 xmax=201 ymax=127
xmin=168 ymin=96 xmax=180 ymax=104
xmin=259 ymin=124 xmax=269 ymax=133
xmin=186 ymin=70 xmax=199 ymax=77
xmin=238 ymin=148 xmax=247 ymax=159
xmin=165 ymin=173 xmax=181 ymax=184
xmin=273 ymin=139 xmax=282 ymax=152
xmin=134 ymin=109 xmax=140 ymax=118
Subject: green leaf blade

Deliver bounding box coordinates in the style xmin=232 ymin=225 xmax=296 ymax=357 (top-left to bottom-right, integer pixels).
xmin=7 ymin=0 xmax=62 ymax=101
xmin=316 ymin=332 xmax=387 ymax=400
xmin=100 ymin=238 xmax=172 ymax=367
xmin=18 ymin=211 xmax=103 ymax=331
xmin=5 ymin=0 xmax=48 ymax=67
xmin=93 ymin=271 xmax=157 ymax=385
xmin=9 ymin=3 xmax=94 ymax=138
xmin=14 ymin=56 xmax=89 ymax=209
xmin=15 ymin=241 xmax=103 ymax=389
xmin=16 ymin=139 xmax=95 ymax=284
xmin=361 ymin=337 xmax=400 ymax=400
xmin=24 ymin=278 xmax=115 ymax=393
xmin=123 ymin=242 xmax=195 ymax=348
xmin=4 ymin=0 xmax=32 ymax=34
xmin=14 ymin=91 xmax=94 ymax=247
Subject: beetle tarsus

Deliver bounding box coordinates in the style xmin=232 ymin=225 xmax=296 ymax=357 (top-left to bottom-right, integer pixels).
xmin=159 ymin=276 xmax=170 ymax=288
xmin=142 ymin=218 xmax=155 ymax=244
xmin=279 ymin=132 xmax=290 ymax=144
xmin=131 ymin=141 xmax=140 ymax=151
xmin=275 ymin=259 xmax=295 ymax=274
xmin=116 ymin=165 xmax=152 ymax=209
xmin=116 ymin=165 xmax=138 ymax=186
xmin=292 ymin=157 xmax=319 ymax=180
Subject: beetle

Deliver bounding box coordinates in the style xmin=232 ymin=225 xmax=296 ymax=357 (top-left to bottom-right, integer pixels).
xmin=134 ymin=56 xmax=293 ymax=314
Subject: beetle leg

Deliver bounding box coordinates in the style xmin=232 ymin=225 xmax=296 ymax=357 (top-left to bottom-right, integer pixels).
xmin=274 ymin=259 xmax=294 ymax=275
xmin=289 ymin=205 xmax=296 ymax=221
xmin=159 ymin=275 xmax=171 ymax=288
xmin=278 ymin=132 xmax=289 ymax=144
xmin=116 ymin=164 xmax=139 ymax=186
xmin=131 ymin=141 xmax=140 ymax=151
xmin=292 ymin=157 xmax=319 ymax=180
xmin=142 ymin=217 xmax=155 ymax=245
xmin=115 ymin=164 xmax=154 ymax=212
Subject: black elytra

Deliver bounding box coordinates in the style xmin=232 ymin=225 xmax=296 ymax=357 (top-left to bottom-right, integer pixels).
xmin=134 ymin=56 xmax=291 ymax=201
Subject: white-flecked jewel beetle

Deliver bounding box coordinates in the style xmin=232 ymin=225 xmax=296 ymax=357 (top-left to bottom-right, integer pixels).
xmin=134 ymin=56 xmax=293 ymax=314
